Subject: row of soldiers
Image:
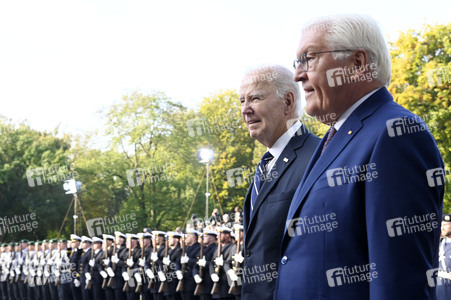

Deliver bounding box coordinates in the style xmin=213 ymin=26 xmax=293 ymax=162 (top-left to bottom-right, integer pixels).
xmin=0 ymin=225 xmax=244 ymax=300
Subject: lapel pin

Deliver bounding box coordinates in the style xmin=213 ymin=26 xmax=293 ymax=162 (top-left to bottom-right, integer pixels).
xmin=348 ymin=130 xmax=353 ymax=135
xmin=283 ymin=158 xmax=289 ymax=162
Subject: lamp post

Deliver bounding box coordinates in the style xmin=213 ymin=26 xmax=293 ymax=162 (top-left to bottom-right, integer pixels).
xmin=63 ymin=179 xmax=82 ymax=235
xmin=197 ymin=148 xmax=214 ymax=221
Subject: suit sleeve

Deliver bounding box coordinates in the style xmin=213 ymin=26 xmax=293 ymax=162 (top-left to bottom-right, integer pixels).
xmin=366 ymin=118 xmax=444 ymax=299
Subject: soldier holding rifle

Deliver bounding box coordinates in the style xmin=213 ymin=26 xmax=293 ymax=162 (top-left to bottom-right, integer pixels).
xmin=210 ymin=227 xmax=235 ymax=300
xmin=150 ymin=231 xmax=166 ymax=300
xmin=111 ymin=231 xmax=128 ymax=300
xmin=177 ymin=228 xmax=201 ymax=300
xmin=137 ymin=232 xmax=153 ymax=300
xmin=89 ymin=237 xmax=105 ymax=300
xmin=123 ymin=233 xmax=141 ymax=300
xmin=193 ymin=229 xmax=217 ymax=300
xmin=100 ymin=234 xmax=115 ymax=300
xmin=79 ymin=236 xmax=93 ymax=300
xmin=69 ymin=234 xmax=82 ymax=300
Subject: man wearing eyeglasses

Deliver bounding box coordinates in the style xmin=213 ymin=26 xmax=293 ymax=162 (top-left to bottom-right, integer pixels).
xmin=275 ymin=14 xmax=444 ymax=299
xmin=239 ymin=65 xmax=320 ymax=300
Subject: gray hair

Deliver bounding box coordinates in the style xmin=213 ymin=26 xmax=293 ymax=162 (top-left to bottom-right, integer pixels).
xmin=242 ymin=65 xmax=302 ymax=117
xmin=302 ymin=14 xmax=391 ymax=86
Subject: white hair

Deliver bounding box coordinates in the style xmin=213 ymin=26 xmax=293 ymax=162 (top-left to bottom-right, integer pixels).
xmin=242 ymin=65 xmax=302 ymax=117
xmin=302 ymin=14 xmax=391 ymax=86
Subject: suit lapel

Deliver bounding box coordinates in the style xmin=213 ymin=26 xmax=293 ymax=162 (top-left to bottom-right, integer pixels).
xmin=285 ymin=87 xmax=393 ymax=225
xmin=247 ymin=125 xmax=312 ymax=228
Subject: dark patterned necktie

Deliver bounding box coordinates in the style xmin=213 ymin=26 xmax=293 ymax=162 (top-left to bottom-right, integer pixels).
xmin=251 ymin=151 xmax=273 ymax=214
xmin=321 ymin=126 xmax=337 ymax=154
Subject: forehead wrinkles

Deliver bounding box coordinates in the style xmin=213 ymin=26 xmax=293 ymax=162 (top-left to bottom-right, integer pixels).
xmin=240 ymin=77 xmax=273 ymax=96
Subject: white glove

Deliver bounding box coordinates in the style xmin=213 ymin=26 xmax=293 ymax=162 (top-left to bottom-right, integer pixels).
xmin=151 ymin=252 xmax=158 ymax=262
xmin=180 ymin=254 xmax=189 ymax=264
xmin=85 ymin=272 xmax=92 ymax=281
xmin=24 ymin=269 xmax=29 ymax=276
xmin=127 ymin=258 xmax=134 ymax=267
xmin=89 ymin=259 xmax=95 ymax=267
xmin=37 ymin=270 xmax=42 ymax=277
xmin=134 ymin=272 xmax=142 ymax=283
xmin=122 ymin=272 xmax=130 ymax=281
xmin=163 ymin=256 xmax=170 ymax=266
xmin=48 ymin=258 xmax=53 ymax=265
xmin=194 ymin=274 xmax=202 ymax=283
xmin=30 ymin=269 xmax=36 ymax=277
xmin=40 ymin=258 xmax=45 ymax=266
xmin=54 ymin=270 xmax=60 ymax=277
xmin=234 ymin=252 xmax=244 ymax=264
xmin=145 ymin=269 xmax=155 ymax=279
xmin=111 ymin=255 xmax=119 ymax=264
xmin=158 ymin=271 xmax=166 ymax=282
xmin=211 ymin=273 xmax=219 ymax=282
xmin=106 ymin=267 xmax=115 ymax=277
xmin=18 ymin=257 xmax=24 ymax=265
xmin=176 ymin=270 xmax=183 ymax=280
xmin=100 ymin=271 xmax=108 ymax=279
xmin=227 ymin=269 xmax=238 ymax=281
xmin=138 ymin=258 xmax=145 ymax=267
xmin=214 ymin=255 xmax=223 ymax=266
xmin=15 ymin=268 xmax=21 ymax=274
xmin=103 ymin=258 xmax=110 ymax=266
xmin=44 ymin=270 xmax=50 ymax=277
xmin=198 ymin=257 xmax=206 ymax=267
xmin=74 ymin=279 xmax=80 ymax=287
xmin=438 ymin=271 xmax=451 ymax=279
xmin=10 ymin=270 xmax=15 ymax=277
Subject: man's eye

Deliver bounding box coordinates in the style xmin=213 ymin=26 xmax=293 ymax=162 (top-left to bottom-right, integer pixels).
xmin=252 ymin=96 xmax=261 ymax=101
xmin=305 ymin=56 xmax=315 ymax=62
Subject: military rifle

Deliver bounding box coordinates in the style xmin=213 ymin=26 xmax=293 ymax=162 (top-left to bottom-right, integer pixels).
xmin=55 ymin=246 xmax=62 ymax=286
xmin=176 ymin=235 xmax=186 ymax=292
xmin=86 ymin=246 xmax=94 ymax=290
xmin=107 ymin=241 xmax=116 ymax=288
xmin=158 ymin=239 xmax=169 ymax=293
xmin=122 ymin=244 xmax=132 ymax=292
xmin=228 ymin=226 xmax=241 ymax=294
xmin=193 ymin=240 xmax=204 ymax=296
xmin=101 ymin=238 xmax=109 ymax=289
xmin=211 ymin=238 xmax=222 ymax=295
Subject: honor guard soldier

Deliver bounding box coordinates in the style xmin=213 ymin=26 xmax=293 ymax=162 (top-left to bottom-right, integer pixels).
xmin=137 ymin=232 xmax=153 ymax=300
xmin=79 ymin=236 xmax=93 ymax=300
xmin=34 ymin=241 xmax=44 ymax=299
xmin=210 ymin=227 xmax=236 ymax=300
xmin=11 ymin=242 xmax=21 ymax=299
xmin=162 ymin=231 xmax=182 ymax=300
xmin=57 ymin=239 xmax=73 ymax=300
xmin=0 ymin=243 xmax=8 ymax=300
xmin=177 ymin=228 xmax=201 ymax=300
xmin=47 ymin=239 xmax=59 ymax=299
xmin=17 ymin=239 xmax=28 ymax=300
xmin=88 ymin=237 xmax=105 ymax=300
xmin=100 ymin=234 xmax=115 ymax=300
xmin=438 ymin=214 xmax=451 ymax=299
xmin=229 ymin=225 xmax=244 ymax=300
xmin=69 ymin=234 xmax=82 ymax=300
xmin=25 ymin=241 xmax=36 ymax=300
xmin=150 ymin=231 xmax=166 ymax=300
xmin=122 ymin=233 xmax=141 ymax=300
xmin=111 ymin=231 xmax=128 ymax=300
xmin=193 ymin=229 xmax=218 ymax=300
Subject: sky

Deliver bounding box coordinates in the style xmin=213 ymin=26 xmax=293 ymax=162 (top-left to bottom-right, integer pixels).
xmin=0 ymin=0 xmax=449 ymax=138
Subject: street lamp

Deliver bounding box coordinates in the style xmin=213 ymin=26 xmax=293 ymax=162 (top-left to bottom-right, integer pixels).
xmin=63 ymin=179 xmax=82 ymax=235
xmin=197 ymin=148 xmax=214 ymax=220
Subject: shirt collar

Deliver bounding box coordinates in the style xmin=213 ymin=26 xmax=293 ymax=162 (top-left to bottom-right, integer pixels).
xmin=334 ymin=88 xmax=381 ymax=131
xmin=266 ymin=120 xmax=302 ymax=171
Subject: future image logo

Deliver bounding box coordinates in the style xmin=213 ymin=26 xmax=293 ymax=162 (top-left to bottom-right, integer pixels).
xmin=386 ymin=213 xmax=438 ymax=238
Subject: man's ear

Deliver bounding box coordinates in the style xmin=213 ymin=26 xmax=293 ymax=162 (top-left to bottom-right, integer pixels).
xmin=353 ymin=50 xmax=369 ymax=74
xmin=284 ymin=91 xmax=295 ymax=115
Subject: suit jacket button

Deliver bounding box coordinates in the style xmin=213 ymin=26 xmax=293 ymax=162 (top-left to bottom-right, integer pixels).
xmin=245 ymin=250 xmax=251 ymax=257
xmin=281 ymin=256 xmax=288 ymax=265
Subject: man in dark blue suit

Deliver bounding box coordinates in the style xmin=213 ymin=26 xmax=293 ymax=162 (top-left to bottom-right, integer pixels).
xmin=239 ymin=65 xmax=320 ymax=300
xmin=275 ymin=14 xmax=445 ymax=299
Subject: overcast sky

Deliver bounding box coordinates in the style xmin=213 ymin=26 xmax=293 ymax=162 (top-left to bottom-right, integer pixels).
xmin=0 ymin=0 xmax=449 ymax=137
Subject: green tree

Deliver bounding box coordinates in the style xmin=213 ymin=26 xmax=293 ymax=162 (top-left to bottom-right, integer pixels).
xmin=388 ymin=23 xmax=451 ymax=209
